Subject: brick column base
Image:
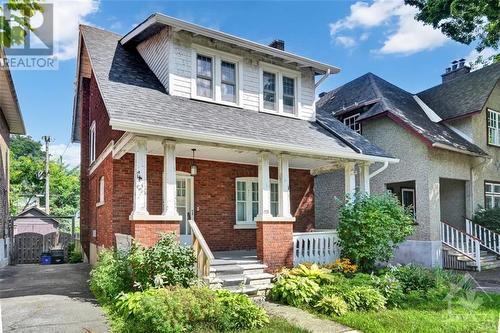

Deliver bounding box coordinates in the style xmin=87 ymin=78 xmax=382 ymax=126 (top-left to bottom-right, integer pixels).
xmin=131 ymin=220 xmax=180 ymax=247
xmin=256 ymin=220 xmax=294 ymax=272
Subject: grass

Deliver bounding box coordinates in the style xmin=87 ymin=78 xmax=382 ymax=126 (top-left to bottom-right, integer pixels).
xmin=194 ymin=317 xmax=310 ymax=333
xmin=329 ymin=292 xmax=500 ymax=333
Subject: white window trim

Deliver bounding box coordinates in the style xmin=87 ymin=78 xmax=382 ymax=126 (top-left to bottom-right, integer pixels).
xmin=343 ymin=113 xmax=361 ymax=133
xmin=235 ymin=177 xmax=278 ymax=225
xmin=401 ymin=188 xmax=416 ymax=217
xmin=191 ymin=44 xmax=243 ymax=107
xmin=487 ymin=108 xmax=500 ymax=147
xmin=96 ymin=176 xmax=105 ymax=207
xmin=89 ymin=121 xmax=96 ymax=164
xmin=259 ymin=62 xmax=301 ymax=117
xmin=485 ymin=182 xmax=500 ymax=209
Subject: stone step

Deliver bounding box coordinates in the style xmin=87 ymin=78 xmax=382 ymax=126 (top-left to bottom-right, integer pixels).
xmin=456 ymin=255 xmax=498 ymax=262
xmin=224 ymin=283 xmax=273 ymax=296
xmin=209 ymin=263 xmax=267 ymax=277
xmin=211 ymin=258 xmax=261 ymax=266
xmin=214 ymin=272 xmax=274 ymax=287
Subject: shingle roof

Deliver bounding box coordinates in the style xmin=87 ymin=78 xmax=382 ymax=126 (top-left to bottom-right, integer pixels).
xmin=418 ymin=62 xmax=500 ymax=120
xmin=317 ymin=73 xmax=487 ymax=156
xmin=75 ymin=25 xmax=393 ymax=159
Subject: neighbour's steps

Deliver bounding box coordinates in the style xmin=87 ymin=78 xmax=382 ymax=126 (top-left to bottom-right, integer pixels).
xmin=443 ymin=245 xmax=500 ymax=271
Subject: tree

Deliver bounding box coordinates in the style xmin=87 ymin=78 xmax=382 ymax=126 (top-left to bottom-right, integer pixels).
xmin=405 ymin=0 xmax=499 ymax=63
xmin=0 ymin=0 xmax=43 ymax=48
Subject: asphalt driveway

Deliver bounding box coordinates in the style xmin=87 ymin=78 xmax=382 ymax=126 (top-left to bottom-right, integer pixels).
xmin=0 ymin=263 xmax=108 ymax=333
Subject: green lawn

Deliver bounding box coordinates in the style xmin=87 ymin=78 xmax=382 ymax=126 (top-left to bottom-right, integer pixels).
xmin=194 ymin=317 xmax=310 ymax=333
xmin=330 ymin=292 xmax=500 ymax=333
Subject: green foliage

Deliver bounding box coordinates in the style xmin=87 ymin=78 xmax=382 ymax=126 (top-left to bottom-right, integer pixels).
xmin=314 ymin=295 xmax=348 ymax=316
xmin=269 ymin=274 xmax=320 ymax=307
xmin=370 ymin=274 xmax=405 ymax=307
xmin=215 ymin=290 xmax=270 ymax=331
xmin=404 ymin=0 xmax=499 ymax=56
xmin=338 ymin=193 xmax=415 ymax=271
xmin=89 ymin=250 xmax=132 ymax=305
xmin=472 ymin=207 xmax=500 ymax=233
xmin=114 ymin=287 xmax=268 ymax=333
xmin=0 ymin=0 xmax=43 ymax=48
xmin=340 ymin=286 xmax=386 ymax=312
xmin=69 ymin=250 xmax=83 ymax=263
xmin=289 ymin=264 xmax=337 ymax=284
xmin=128 ymin=233 xmax=196 ymax=289
xmin=388 ymin=265 xmax=437 ymax=293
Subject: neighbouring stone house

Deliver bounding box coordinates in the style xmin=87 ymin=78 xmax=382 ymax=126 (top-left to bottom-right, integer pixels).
xmin=0 ymin=47 xmax=26 ymax=267
xmin=316 ymin=60 xmax=500 ymax=268
xmin=71 ymin=14 xmax=397 ymax=273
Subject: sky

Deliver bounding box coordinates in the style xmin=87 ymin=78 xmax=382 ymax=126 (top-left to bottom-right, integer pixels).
xmin=9 ymin=0 xmax=496 ymax=167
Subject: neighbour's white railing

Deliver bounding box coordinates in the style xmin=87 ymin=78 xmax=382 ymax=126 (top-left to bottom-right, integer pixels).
xmin=189 ymin=220 xmax=214 ymax=278
xmin=293 ymin=230 xmax=340 ymax=266
xmin=441 ymin=221 xmax=481 ymax=271
xmin=466 ymin=218 xmax=500 ymax=255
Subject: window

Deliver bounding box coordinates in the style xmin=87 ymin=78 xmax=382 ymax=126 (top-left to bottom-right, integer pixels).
xmin=343 ymin=113 xmax=361 ymax=133
xmin=221 ymin=61 xmax=236 ymax=103
xmin=196 ymin=55 xmax=213 ymax=98
xmin=401 ymin=188 xmax=416 ymax=217
xmin=263 ymin=71 xmax=277 ymax=111
xmin=97 ymin=176 xmax=104 ymax=206
xmin=488 ymin=109 xmax=500 ymax=146
xmin=89 ymin=121 xmax=96 ymax=164
xmin=282 ymin=76 xmax=295 ymax=114
xmin=235 ymin=178 xmax=278 ymax=224
xmin=485 ymin=182 xmax=500 ymax=209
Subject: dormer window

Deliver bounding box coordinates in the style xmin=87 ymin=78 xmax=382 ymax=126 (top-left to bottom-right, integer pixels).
xmin=196 ymin=55 xmax=213 ymax=98
xmin=221 ymin=61 xmax=236 ymax=103
xmin=488 ymin=109 xmax=499 ymax=146
xmin=260 ymin=63 xmax=300 ymax=116
xmin=343 ymin=113 xmax=361 ymax=134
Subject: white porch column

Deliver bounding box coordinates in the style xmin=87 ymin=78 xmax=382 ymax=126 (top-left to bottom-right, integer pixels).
xmin=278 ymin=154 xmax=293 ymax=219
xmin=344 ymin=162 xmax=356 ymax=202
xmin=162 ymin=140 xmax=181 ymax=219
xmin=131 ymin=137 xmax=149 ymax=217
xmin=257 ymin=152 xmax=273 ymax=220
xmin=359 ymin=162 xmax=371 ymax=195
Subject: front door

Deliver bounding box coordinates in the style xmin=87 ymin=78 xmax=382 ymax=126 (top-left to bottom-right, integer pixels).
xmin=177 ymin=175 xmax=194 ymax=246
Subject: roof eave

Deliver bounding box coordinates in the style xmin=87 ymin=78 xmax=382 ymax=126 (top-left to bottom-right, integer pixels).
xmin=432 ymin=143 xmax=488 ymax=158
xmin=120 ymin=13 xmax=340 ymax=75
xmin=0 ymin=48 xmax=26 ymax=135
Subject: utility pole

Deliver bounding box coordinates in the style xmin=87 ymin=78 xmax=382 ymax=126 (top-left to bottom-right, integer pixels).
xmin=42 ymin=136 xmax=51 ymax=214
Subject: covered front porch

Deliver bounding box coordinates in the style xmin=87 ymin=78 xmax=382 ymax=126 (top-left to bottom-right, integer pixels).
xmin=112 ymin=132 xmax=378 ymax=270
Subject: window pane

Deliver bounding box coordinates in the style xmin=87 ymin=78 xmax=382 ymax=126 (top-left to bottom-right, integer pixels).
xmin=221 ymin=83 xmax=236 ymax=103
xmin=263 ymin=72 xmax=276 ymax=110
xmin=197 ymin=78 xmax=212 ymax=98
xmin=252 ymin=202 xmax=259 ymax=220
xmin=197 ymin=55 xmax=212 ymax=77
xmin=237 ymin=202 xmax=246 ymax=221
xmin=221 ymin=61 xmax=236 ymax=83
xmin=271 ymin=183 xmax=278 ymax=217
xmin=252 ymin=182 xmax=259 ymax=201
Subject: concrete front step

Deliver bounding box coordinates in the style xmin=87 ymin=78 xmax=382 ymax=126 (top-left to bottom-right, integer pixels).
xmin=444 ymin=247 xmax=500 ymax=270
xmin=209 ymin=263 xmax=268 ymax=277
xmin=225 ymin=283 xmax=273 ymax=296
xmin=212 ymin=272 xmax=274 ymax=287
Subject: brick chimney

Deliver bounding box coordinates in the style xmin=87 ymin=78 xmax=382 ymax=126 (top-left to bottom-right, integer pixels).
xmin=269 ymin=39 xmax=285 ymax=51
xmin=441 ymin=58 xmax=470 ymax=83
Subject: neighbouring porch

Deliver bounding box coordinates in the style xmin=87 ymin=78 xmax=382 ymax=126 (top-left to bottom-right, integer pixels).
xmin=112 ymin=133 xmax=373 ymax=271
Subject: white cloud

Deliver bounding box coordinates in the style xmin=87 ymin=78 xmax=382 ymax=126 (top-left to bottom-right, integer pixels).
xmin=465 ymin=47 xmax=498 ymax=70
xmin=329 ymin=0 xmax=449 ymax=55
xmin=49 ymin=0 xmax=100 ymax=60
xmin=49 ymin=143 xmax=81 ymax=168
xmin=336 ymin=36 xmax=357 ymax=48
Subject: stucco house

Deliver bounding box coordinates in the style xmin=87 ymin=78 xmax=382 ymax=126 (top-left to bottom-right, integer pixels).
xmin=0 ymin=48 xmax=26 ymax=267
xmin=316 ymin=60 xmax=500 ymax=269
xmin=71 ymin=13 xmax=397 ymax=287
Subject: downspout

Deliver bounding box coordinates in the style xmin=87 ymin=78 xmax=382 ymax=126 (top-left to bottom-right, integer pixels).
xmin=368 ymin=161 xmax=389 ymax=180
xmin=315 ymin=68 xmax=331 ymax=89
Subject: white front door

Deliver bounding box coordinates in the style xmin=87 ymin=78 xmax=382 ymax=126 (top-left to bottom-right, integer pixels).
xmin=177 ymin=175 xmax=194 ymax=246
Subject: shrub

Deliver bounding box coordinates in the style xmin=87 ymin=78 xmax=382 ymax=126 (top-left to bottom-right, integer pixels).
xmin=338 ymin=192 xmax=415 ymax=271
xmin=115 ymin=287 xmax=268 ymax=333
xmin=341 ymin=286 xmax=386 ymax=311
xmin=289 ymin=264 xmax=336 ymax=284
xmin=215 ymin=290 xmax=269 ymax=331
xmin=325 ymin=258 xmax=358 ymax=275
xmin=472 ymin=207 xmax=500 ymax=233
xmin=388 ymin=265 xmax=437 ymax=293
xmin=89 ymin=250 xmax=132 ymax=305
xmin=269 ymin=274 xmax=320 ymax=306
xmin=314 ymin=295 xmax=348 ymax=316
xmin=128 ymin=233 xmax=197 ymax=289
xmin=370 ymin=274 xmax=405 ymax=307
xmin=69 ymin=250 xmax=83 ymax=263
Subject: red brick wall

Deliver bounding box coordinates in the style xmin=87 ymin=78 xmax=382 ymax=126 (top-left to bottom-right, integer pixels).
xmin=79 ymin=78 xmax=90 ymax=258
xmin=131 ymin=221 xmax=180 ymax=247
xmin=256 ymin=221 xmax=294 ymax=271
xmin=110 ymin=155 xmax=315 ymax=252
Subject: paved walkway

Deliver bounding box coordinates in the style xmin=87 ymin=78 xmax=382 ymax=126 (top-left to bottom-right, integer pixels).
xmin=0 ymin=263 xmax=108 ymax=333
xmin=467 ymin=268 xmax=500 ymax=293
xmin=262 ymin=302 xmax=359 ymax=333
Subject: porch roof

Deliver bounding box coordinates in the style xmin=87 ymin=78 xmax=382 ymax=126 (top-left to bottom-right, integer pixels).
xmin=74 ymin=25 xmax=395 ymax=163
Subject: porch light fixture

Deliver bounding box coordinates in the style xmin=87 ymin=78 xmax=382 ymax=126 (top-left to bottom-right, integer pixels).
xmin=190 ymin=149 xmax=198 ymax=176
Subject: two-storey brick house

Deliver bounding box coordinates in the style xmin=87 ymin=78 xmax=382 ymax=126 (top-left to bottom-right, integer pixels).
xmin=71 ymin=13 xmax=396 ymax=273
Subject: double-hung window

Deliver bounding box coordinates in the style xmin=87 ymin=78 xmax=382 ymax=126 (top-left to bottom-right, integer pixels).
xmin=235 ymin=178 xmax=278 ymax=225
xmin=221 ymin=61 xmax=237 ymax=103
xmin=196 ymin=55 xmax=213 ymax=98
xmin=488 ymin=109 xmax=500 ymax=146
xmin=343 ymin=113 xmax=361 ymax=133
xmin=485 ymin=182 xmax=500 ymax=209
xmin=89 ymin=121 xmax=96 ymax=164
xmin=260 ymin=64 xmax=299 ymax=116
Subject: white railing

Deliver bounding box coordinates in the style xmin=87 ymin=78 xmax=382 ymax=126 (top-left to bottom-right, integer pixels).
xmin=189 ymin=220 xmax=214 ymax=278
xmin=441 ymin=221 xmax=481 ymax=271
xmin=293 ymin=230 xmax=340 ymax=266
xmin=466 ymin=218 xmax=500 ymax=255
